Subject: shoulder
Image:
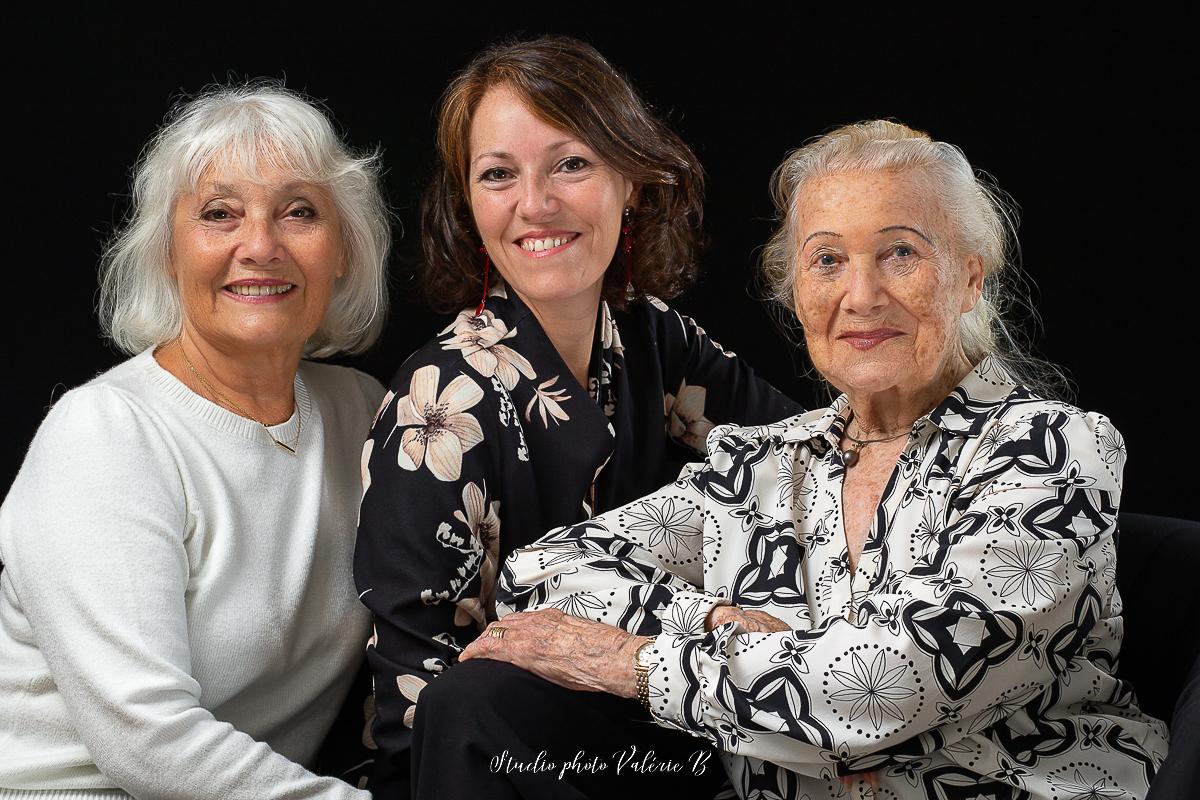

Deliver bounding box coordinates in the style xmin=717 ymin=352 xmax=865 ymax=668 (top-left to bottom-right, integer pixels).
xmin=299 ymin=361 xmax=385 ymax=411
xmin=36 ymin=352 xmax=173 ymax=451
xmin=985 ymin=391 xmax=1124 ymax=481
xmin=298 ymin=361 xmax=389 ymax=446
xmin=623 ymin=294 xmax=688 ymax=338
xmin=2 ymin=356 xmax=186 ymax=546
xmin=368 ymin=310 xmax=507 ymax=440
xmin=382 ymin=308 xmax=503 ymax=398
xmin=700 ymin=410 xmax=819 ymax=456
xmin=618 ymin=295 xmax=738 ymax=361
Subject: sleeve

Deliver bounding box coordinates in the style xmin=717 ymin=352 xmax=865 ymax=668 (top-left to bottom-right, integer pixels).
xmin=499 ymin=459 xmax=727 ymax=636
xmin=354 ymin=359 xmax=501 ymax=789
xmin=351 ymin=368 xmax=389 ymax=419
xmin=500 ymin=408 xmax=1124 ymax=777
xmin=647 ymin=298 xmax=804 ymax=455
xmin=0 ymin=386 xmax=366 ymax=800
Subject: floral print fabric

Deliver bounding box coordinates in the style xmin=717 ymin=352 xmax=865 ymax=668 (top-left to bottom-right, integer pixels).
xmin=354 ymin=285 xmax=802 ymax=780
xmin=500 ymin=358 xmax=1169 ymax=799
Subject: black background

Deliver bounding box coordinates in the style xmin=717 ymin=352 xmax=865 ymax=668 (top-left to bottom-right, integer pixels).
xmin=8 ymin=11 xmax=1193 ymax=521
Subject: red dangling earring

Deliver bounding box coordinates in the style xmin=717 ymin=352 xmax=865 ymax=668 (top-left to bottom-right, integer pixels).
xmin=475 ymin=246 xmax=490 ymax=317
xmin=621 ymin=207 xmax=635 ymax=289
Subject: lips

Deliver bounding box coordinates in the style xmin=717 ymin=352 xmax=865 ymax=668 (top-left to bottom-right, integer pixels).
xmin=838 ymin=329 xmax=903 ymax=350
xmin=514 ymin=231 xmax=580 ymax=257
xmin=225 ymin=283 xmax=294 ymax=296
xmin=222 ymin=280 xmax=296 ymax=301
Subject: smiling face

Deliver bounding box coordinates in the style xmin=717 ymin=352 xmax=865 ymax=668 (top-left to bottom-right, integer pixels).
xmin=169 ymin=163 xmax=344 ymax=357
xmin=792 ymin=169 xmax=983 ymax=399
xmin=467 ymin=84 xmax=634 ymax=311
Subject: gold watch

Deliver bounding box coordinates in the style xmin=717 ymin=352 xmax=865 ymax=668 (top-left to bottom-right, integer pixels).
xmin=633 ymin=636 xmax=656 ymax=710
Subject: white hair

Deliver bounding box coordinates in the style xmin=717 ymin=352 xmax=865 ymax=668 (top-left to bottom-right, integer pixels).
xmin=99 ymin=82 xmax=390 ymax=357
xmin=760 ymin=119 xmax=1067 ymax=399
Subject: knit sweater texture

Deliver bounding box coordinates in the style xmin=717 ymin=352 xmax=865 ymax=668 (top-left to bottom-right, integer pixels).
xmin=0 ymin=349 xmax=383 ymax=799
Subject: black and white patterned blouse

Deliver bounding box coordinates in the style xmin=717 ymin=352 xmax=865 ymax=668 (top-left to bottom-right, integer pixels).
xmin=500 ymin=358 xmax=1170 ymax=799
xmin=354 ymin=283 xmax=802 ymax=782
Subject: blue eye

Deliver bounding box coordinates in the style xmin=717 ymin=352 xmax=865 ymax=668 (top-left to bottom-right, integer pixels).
xmin=813 ymin=252 xmax=839 ymax=271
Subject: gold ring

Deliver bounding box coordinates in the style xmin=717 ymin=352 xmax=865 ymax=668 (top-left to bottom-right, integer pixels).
xmin=489 ymin=626 xmax=507 ymax=640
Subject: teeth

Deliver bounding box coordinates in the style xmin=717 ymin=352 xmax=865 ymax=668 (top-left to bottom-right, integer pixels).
xmin=520 ymin=235 xmax=574 ymax=252
xmin=228 ymin=284 xmax=294 ymax=296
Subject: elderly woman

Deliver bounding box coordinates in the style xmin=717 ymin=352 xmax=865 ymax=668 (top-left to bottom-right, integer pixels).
xmin=455 ymin=120 xmax=1171 ymax=799
xmin=354 ymin=35 xmax=801 ymax=795
xmin=0 ymin=85 xmax=388 ymax=798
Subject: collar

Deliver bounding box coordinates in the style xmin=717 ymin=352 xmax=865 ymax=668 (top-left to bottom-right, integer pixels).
xmin=472 ymin=277 xmax=621 ymax=389
xmin=778 ymin=356 xmax=1020 ymax=448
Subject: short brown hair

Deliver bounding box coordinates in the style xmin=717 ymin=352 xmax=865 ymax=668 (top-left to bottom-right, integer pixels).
xmin=420 ymin=35 xmax=705 ymax=313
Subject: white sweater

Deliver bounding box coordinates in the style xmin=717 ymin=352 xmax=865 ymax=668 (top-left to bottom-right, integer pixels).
xmin=0 ymin=349 xmax=383 ymax=799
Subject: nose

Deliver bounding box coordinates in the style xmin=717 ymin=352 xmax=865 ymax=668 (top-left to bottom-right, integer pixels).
xmin=516 ymin=174 xmax=558 ymax=221
xmin=841 ymin=256 xmax=888 ymax=316
xmin=235 ymin=212 xmax=284 ymax=267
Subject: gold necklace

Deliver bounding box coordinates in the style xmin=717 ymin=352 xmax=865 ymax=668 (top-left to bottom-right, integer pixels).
xmin=178 ymin=342 xmax=300 ymax=454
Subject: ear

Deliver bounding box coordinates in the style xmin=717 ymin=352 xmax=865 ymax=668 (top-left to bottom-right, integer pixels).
xmin=961 ymin=254 xmax=984 ymax=313
xmin=624 ymin=180 xmax=639 ymax=208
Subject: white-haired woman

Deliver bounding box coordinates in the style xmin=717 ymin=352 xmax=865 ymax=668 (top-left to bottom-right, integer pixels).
xmin=444 ymin=121 xmax=1171 ymax=799
xmin=0 ymin=84 xmax=388 ymax=799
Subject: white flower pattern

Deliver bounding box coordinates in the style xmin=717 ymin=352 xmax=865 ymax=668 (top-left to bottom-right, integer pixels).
xmin=440 ymin=309 xmax=536 ymax=390
xmin=451 ymin=481 xmax=501 ymax=629
xmin=501 ymin=357 xmax=1167 ymax=799
xmin=355 ymin=290 xmax=805 ymax=773
xmin=390 ymin=365 xmax=485 ymax=482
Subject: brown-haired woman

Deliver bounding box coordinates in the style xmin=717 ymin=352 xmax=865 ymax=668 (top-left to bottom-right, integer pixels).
xmin=354 ymin=35 xmax=802 ymax=797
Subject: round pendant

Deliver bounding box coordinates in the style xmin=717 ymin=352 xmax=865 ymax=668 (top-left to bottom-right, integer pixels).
xmin=840 ymin=449 xmax=859 ymax=467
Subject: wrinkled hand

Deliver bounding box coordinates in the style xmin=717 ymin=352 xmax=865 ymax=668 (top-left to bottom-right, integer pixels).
xmin=705 ymin=605 xmax=791 ymax=633
xmin=460 ymin=609 xmax=642 ymax=699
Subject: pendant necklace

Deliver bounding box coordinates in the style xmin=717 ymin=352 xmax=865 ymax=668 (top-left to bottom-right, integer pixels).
xmin=178 ymin=342 xmax=301 ymax=454
xmin=838 ymin=414 xmax=913 ymax=468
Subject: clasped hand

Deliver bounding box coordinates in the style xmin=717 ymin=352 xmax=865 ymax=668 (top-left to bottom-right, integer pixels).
xmin=459 ymin=603 xmax=790 ymax=699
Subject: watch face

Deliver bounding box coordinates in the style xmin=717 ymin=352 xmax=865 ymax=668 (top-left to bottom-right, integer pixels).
xmin=636 ymin=640 xmax=656 ymax=668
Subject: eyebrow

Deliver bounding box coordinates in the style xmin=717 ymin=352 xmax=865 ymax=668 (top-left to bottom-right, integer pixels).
xmin=801 ymin=231 xmax=841 ymax=248
xmin=471 ymin=139 xmax=582 ymax=167
xmin=879 ymin=225 xmax=934 ymax=245
xmin=201 ymin=181 xmax=317 ymax=197
xmin=800 ymin=225 xmax=934 ymax=249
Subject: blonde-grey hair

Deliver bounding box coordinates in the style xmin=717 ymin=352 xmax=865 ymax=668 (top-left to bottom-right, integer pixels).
xmin=760 ymin=119 xmax=1066 ymax=399
xmin=99 ymin=82 xmax=390 ymax=358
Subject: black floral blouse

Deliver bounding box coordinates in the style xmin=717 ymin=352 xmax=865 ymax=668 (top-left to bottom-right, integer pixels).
xmin=500 ymin=358 xmax=1170 ymax=799
xmin=354 ymin=283 xmax=802 ymax=783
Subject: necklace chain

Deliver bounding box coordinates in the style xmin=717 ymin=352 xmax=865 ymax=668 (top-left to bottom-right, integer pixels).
xmin=177 ymin=341 xmax=300 ymax=454
xmin=838 ymin=413 xmax=914 ymax=468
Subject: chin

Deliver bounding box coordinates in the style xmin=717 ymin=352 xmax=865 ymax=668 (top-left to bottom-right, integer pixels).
xmin=209 ymin=325 xmax=312 ymax=354
xmin=830 ymin=361 xmax=908 ymax=394
xmin=509 ymin=275 xmax=605 ymax=307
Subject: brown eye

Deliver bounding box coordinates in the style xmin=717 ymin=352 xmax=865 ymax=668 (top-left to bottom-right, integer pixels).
xmin=558 ymin=156 xmax=589 ymax=172
xmin=480 ymin=167 xmax=512 ymax=183
xmin=201 ymin=208 xmax=231 ymax=221
xmin=288 ymin=206 xmax=315 ymax=219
